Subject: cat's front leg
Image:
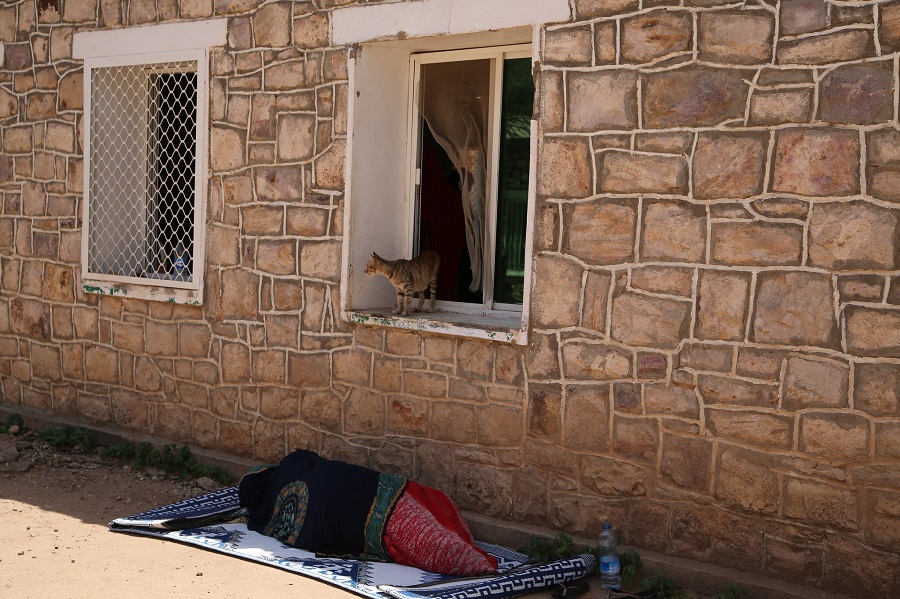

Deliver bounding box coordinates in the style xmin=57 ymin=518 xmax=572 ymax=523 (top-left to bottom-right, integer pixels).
xmin=402 ymin=292 xmax=413 ymax=316
xmin=394 ymin=291 xmax=403 ymax=315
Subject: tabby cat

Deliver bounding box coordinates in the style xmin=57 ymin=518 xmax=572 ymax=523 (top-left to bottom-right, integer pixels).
xmin=364 ymin=250 xmax=440 ymax=316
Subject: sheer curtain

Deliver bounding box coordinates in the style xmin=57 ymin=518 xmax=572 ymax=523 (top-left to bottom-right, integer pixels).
xmin=418 ymin=60 xmax=490 ymax=293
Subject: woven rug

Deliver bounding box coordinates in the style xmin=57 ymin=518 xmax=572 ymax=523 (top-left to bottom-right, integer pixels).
xmin=109 ymin=486 xmax=595 ymax=599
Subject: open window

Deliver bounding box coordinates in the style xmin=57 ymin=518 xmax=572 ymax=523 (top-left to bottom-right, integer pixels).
xmin=81 ymin=49 xmax=208 ymax=304
xmin=343 ymin=32 xmax=537 ymax=344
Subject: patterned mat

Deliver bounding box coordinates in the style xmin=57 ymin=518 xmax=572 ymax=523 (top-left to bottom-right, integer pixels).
xmin=109 ymin=487 xmax=594 ymax=599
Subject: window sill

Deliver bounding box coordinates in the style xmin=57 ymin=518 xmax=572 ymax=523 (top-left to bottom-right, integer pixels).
xmin=345 ymin=308 xmax=526 ymax=344
xmin=82 ymin=277 xmax=202 ymax=305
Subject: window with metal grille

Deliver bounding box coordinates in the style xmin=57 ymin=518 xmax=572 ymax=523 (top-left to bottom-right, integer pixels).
xmin=83 ymin=50 xmax=206 ymax=299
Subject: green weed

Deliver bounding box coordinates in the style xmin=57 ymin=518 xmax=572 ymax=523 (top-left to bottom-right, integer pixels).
xmin=643 ymin=573 xmax=686 ymax=599
xmin=38 ymin=425 xmax=97 ymax=451
xmin=1 ymin=412 xmax=24 ymax=434
xmin=713 ymin=582 xmax=746 ymax=599
xmin=100 ymin=441 xmax=231 ymax=485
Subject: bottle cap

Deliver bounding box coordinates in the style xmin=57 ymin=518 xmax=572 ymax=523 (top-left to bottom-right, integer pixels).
xmin=602 ymin=522 xmax=611 ymax=530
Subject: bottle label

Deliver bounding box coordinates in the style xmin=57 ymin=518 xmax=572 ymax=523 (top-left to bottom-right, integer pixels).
xmin=175 ymin=257 xmax=186 ymax=273
xmin=600 ymin=556 xmax=620 ymax=576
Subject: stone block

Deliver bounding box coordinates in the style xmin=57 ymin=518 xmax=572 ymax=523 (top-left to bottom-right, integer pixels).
xmin=277 ymin=112 xmax=316 ymax=162
xmin=574 ymin=0 xmax=638 ymax=18
xmin=543 ymin=26 xmax=593 ymax=66
xmin=611 ymin=292 xmax=690 ymax=349
xmin=580 ymin=455 xmax=646 ymax=496
xmin=221 ymin=268 xmax=259 ymax=320
xmin=287 ymin=206 xmax=329 ymax=237
xmin=563 ymin=386 xmax=610 ymax=451
xmin=581 ymin=270 xmax=611 ymax=334
xmin=456 ymin=463 xmax=514 ymax=517
xmin=387 ymin=395 xmax=427 ymax=436
xmin=678 ymin=343 xmax=732 ymax=372
xmin=621 ymin=9 xmax=692 ymax=64
xmin=251 ymin=350 xmax=286 ymax=383
xmin=612 ymin=416 xmax=658 ymax=463
xmin=332 ymin=348 xmax=370 ymax=386
xmin=783 ymin=357 xmax=848 ymax=411
xmin=645 ymin=384 xmax=699 ymax=418
xmin=210 ymin=126 xmax=246 ymax=172
xmin=693 ymin=132 xmax=768 ymax=199
xmin=84 ymin=345 xmax=118 ymax=384
xmin=373 ymin=357 xmax=401 ymax=393
xmin=457 ymin=339 xmax=494 ymax=382
xmin=182 ymin=0 xmax=213 ymax=18
xmin=706 ymin=408 xmax=793 ymax=448
xmin=562 ymin=343 xmax=631 ymax=380
xmin=716 ymin=447 xmax=779 ymax=513
xmin=403 ymin=370 xmax=447 ymax=398
xmin=253 ymin=2 xmax=290 ymax=47
xmin=345 ymin=388 xmax=385 ymax=435
xmin=711 ymin=222 xmax=803 ymax=266
xmin=614 ymin=383 xmax=642 ymax=414
xmin=314 ymin=140 xmax=346 ymax=191
xmin=696 ymin=270 xmax=751 ymax=341
xmin=300 ymin=240 xmax=340 ymax=280
xmin=867 ymin=490 xmax=900 ymax=552
xmin=293 ymin=12 xmax=328 ymax=49
xmin=627 ymin=501 xmax=670 ymax=552
xmin=809 ymin=201 xmax=897 ymax=270
xmin=527 ymin=333 xmax=560 ymax=380
xmin=749 ymin=89 xmax=813 ymax=126
xmin=660 ymin=433 xmax=713 ymax=492
xmin=823 ymin=533 xmax=900 ymax=596
xmin=300 ymin=389 xmax=340 ymax=431
xmin=845 ymin=306 xmax=900 ymax=357
xmin=595 ymin=21 xmax=616 ymax=64
xmin=530 ymin=255 xmax=581 ymax=328
xmin=784 ymin=476 xmax=858 ymax=529
xmin=540 ymin=71 xmax=564 ymax=133
xmin=772 ymin=129 xmax=859 ymax=196
xmin=837 ymin=274 xmax=884 ymax=302
xmin=221 ymin=342 xmax=250 ymax=383
xmin=752 ymin=271 xmax=838 ymax=348
xmin=566 ymin=70 xmax=637 ymax=131
xmin=528 ymin=383 xmax=561 ymax=440
xmin=876 ymin=422 xmax=900 ymax=459
xmin=385 ymin=330 xmax=421 ymax=356
xmin=598 ymin=152 xmax=688 ymax=195
xmin=495 ymin=345 xmax=523 ymax=386
xmin=563 ymin=200 xmax=636 ymax=265
xmin=433 ymin=401 xmax=476 ymax=443
xmin=538 ymin=137 xmax=592 ymax=198
xmin=631 ymin=266 xmax=694 ymax=297
xmin=640 ymin=200 xmax=706 ymax=262
xmin=642 ymin=66 xmax=749 ymax=128
xmin=780 ymin=0 xmax=828 ymax=34
xmin=764 ymin=536 xmax=823 ymax=586
xmin=698 ymin=374 xmax=779 ymax=408
xmin=698 ymin=12 xmax=774 ymax=64
xmin=256 ymin=240 xmax=297 ymax=275
xmin=854 ymin=362 xmax=900 ymax=416
xmin=671 ymin=505 xmax=765 ymax=570
xmin=881 ymin=1 xmax=900 ymax=51
xmin=477 ymin=404 xmax=523 ymax=447
xmin=820 ymin=62 xmax=894 ymax=124
xmin=800 ymin=412 xmax=870 ymax=460
xmin=207 ymin=225 xmax=240 ymax=266
xmin=777 ymin=30 xmax=872 ymax=64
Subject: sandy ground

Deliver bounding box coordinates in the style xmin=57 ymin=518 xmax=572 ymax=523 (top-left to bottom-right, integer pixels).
xmin=0 ymin=435 xmax=564 ymax=599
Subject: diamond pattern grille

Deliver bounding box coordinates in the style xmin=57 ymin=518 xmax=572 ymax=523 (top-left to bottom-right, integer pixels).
xmin=88 ymin=61 xmax=197 ymax=284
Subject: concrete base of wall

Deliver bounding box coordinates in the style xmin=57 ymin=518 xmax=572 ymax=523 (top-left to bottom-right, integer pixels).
xmin=0 ymin=402 xmax=845 ymax=599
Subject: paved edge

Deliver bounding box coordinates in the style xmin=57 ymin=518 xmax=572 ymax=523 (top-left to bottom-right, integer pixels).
xmin=1 ymin=402 xmax=846 ymax=599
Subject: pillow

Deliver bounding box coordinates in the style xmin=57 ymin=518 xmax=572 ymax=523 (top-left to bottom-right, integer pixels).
xmin=383 ymin=481 xmax=498 ymax=576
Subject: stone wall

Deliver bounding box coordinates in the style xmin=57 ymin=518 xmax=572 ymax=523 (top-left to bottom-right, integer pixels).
xmin=0 ymin=0 xmax=898 ymax=596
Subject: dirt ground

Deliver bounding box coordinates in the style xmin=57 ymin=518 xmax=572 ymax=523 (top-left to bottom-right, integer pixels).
xmin=0 ymin=430 xmax=574 ymax=599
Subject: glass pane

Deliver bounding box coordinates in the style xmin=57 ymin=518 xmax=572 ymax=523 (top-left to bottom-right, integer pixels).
xmin=493 ymin=57 xmax=533 ymax=306
xmin=416 ymin=59 xmax=490 ymax=304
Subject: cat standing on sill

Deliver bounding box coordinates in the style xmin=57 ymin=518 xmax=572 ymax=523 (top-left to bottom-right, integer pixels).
xmin=364 ymin=250 xmax=440 ymax=316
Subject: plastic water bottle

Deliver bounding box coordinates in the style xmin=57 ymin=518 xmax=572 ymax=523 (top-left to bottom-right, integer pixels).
xmin=598 ymin=522 xmax=621 ymax=590
xmin=174 ymin=242 xmax=187 ymax=276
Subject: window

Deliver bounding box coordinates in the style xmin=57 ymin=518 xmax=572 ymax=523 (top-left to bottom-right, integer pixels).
xmin=409 ymin=46 xmax=533 ymax=312
xmin=342 ymin=32 xmax=538 ymax=344
xmin=81 ymin=49 xmax=208 ymax=304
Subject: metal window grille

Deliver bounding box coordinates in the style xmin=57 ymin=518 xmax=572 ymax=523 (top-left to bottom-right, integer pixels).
xmin=87 ymin=60 xmax=198 ymax=285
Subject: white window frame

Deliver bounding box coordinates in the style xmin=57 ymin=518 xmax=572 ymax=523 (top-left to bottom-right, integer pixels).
xmin=341 ymin=30 xmax=539 ymax=345
xmin=406 ymin=44 xmax=531 ymax=316
xmin=74 ymin=19 xmax=226 ymax=305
